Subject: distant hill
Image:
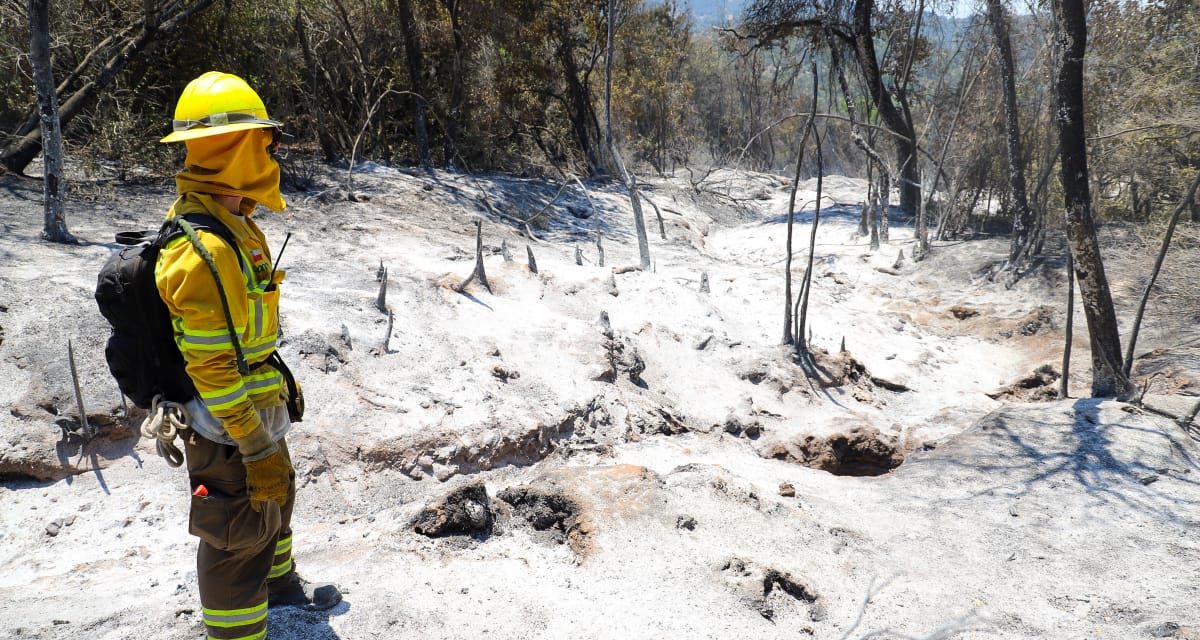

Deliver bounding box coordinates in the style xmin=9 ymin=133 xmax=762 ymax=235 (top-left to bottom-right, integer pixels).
xmin=922 ymin=12 xmax=976 ymax=51
xmin=685 ymin=0 xmax=747 ymax=27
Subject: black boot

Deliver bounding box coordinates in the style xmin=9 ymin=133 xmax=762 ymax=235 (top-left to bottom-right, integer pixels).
xmin=268 ymin=573 xmax=342 ymax=611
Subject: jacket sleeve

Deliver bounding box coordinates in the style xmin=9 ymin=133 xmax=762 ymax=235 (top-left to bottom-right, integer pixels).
xmin=156 ymin=230 xmax=263 ymax=442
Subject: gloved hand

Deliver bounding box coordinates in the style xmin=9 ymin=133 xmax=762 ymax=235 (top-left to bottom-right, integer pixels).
xmin=244 ymin=447 xmax=292 ymax=512
xmin=235 ymin=425 xmax=291 ymax=512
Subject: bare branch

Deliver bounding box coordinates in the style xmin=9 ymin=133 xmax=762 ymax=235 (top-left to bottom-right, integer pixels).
xmin=1087 ymin=122 xmax=1197 ymax=143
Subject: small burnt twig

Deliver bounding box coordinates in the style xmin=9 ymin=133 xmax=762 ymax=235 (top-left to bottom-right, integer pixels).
xmin=638 ymin=187 xmax=667 ymax=240
xmin=68 ymin=340 xmax=91 ymax=439
xmin=376 ymin=267 xmax=388 ymax=312
xmin=382 ymin=309 xmax=394 ymax=353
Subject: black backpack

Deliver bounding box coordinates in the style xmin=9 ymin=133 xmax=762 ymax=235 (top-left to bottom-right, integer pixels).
xmin=95 ymin=214 xmax=248 ymax=409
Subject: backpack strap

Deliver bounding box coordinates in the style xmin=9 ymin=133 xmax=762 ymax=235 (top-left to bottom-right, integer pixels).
xmin=165 ymin=215 xmax=251 ymax=377
xmin=266 ymin=351 xmax=304 ymax=423
xmin=177 ymin=213 xmax=250 ymax=277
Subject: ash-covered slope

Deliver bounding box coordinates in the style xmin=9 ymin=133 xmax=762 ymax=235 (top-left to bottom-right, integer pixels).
xmin=0 ymin=166 xmax=1196 ymax=639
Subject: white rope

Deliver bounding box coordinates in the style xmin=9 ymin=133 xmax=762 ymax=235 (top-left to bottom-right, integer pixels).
xmin=139 ymin=394 xmax=190 ymax=468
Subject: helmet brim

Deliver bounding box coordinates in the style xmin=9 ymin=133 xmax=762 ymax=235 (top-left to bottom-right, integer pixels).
xmin=160 ymin=121 xmax=277 ymax=144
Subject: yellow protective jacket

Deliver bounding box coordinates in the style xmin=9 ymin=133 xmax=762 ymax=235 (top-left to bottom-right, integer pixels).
xmin=155 ymin=192 xmax=286 ymax=442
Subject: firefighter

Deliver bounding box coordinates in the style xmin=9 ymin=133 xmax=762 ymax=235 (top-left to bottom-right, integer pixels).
xmin=156 ymin=71 xmax=340 ymax=639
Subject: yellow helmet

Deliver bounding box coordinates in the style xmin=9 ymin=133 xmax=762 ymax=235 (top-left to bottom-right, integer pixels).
xmin=160 ymin=71 xmax=281 ymax=143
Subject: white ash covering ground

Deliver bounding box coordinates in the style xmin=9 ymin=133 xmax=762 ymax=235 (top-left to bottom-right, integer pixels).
xmin=0 ymin=165 xmax=1197 ymax=639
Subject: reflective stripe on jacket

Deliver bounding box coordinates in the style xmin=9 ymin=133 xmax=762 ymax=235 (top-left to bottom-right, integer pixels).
xmin=155 ymin=192 xmax=286 ymax=441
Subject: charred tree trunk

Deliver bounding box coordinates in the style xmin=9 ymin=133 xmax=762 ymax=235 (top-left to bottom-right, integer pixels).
xmin=29 ymin=0 xmax=71 ymax=243
xmin=558 ymin=33 xmax=603 ymax=176
xmin=870 ymin=170 xmax=883 ymax=250
xmin=1 ymin=0 xmax=215 ymax=175
xmin=604 ymin=0 xmax=615 ymax=172
xmin=638 ymin=189 xmax=667 ymax=240
xmin=914 ymin=166 xmax=929 ymax=257
xmin=797 ymin=64 xmax=823 ymax=353
xmin=396 ymin=0 xmax=432 ymax=168
xmin=442 ymin=0 xmax=465 ymax=166
xmin=295 ymin=4 xmax=339 ymax=163
xmin=986 ymin=0 xmax=1036 ymax=268
xmin=1051 ymin=0 xmax=1131 ymax=398
xmin=827 ymin=28 xmax=890 ymax=247
xmin=604 ymin=7 xmax=649 ymax=268
xmin=830 ymin=24 xmax=897 ymax=249
xmin=457 ymin=219 xmax=491 ymax=294
xmin=797 ymin=127 xmax=823 ymax=351
xmin=783 ymin=70 xmax=818 ymax=346
xmin=852 ymin=0 xmax=919 ymax=217
xmin=1060 ymin=252 xmax=1074 ymax=399
xmin=612 ymin=141 xmax=652 ymax=271
xmin=877 ymin=163 xmax=890 ymax=243
xmin=556 ymin=15 xmax=604 ymax=178
xmin=783 ymin=149 xmax=799 ymax=345
xmin=860 ymin=161 xmax=872 ymax=236
xmin=527 ymin=245 xmax=538 ymax=274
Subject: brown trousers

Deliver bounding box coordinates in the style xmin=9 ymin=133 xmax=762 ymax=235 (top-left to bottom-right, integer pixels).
xmin=185 ymin=431 xmax=295 ymax=640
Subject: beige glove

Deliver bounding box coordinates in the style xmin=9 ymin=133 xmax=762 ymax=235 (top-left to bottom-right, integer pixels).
xmin=244 ymin=448 xmax=292 ymax=511
xmin=236 ymin=426 xmax=292 ymax=512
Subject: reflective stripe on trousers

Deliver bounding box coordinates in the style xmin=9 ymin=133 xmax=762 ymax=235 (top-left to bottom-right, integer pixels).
xmin=185 ymin=434 xmax=296 ymax=640
xmin=203 ymin=601 xmax=267 ymax=640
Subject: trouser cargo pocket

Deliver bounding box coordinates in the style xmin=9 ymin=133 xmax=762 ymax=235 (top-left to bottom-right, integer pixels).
xmin=189 ymin=490 xmax=281 ymax=552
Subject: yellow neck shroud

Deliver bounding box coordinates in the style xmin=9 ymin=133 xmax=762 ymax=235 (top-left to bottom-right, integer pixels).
xmin=175 ymin=129 xmax=286 ymax=213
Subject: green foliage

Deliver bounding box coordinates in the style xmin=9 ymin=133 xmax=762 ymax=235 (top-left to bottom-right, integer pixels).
xmin=611 ymin=2 xmax=695 ymax=171
xmin=0 ymin=0 xmax=1193 ymax=202
xmin=0 ymin=0 xmax=741 ymax=177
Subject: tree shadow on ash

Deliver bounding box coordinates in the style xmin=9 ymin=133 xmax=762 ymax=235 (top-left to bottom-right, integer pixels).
xmin=267 ymin=600 xmax=350 ymax=640
xmin=793 ymin=348 xmax=850 ymax=411
xmin=1180 ymin=400 xmax=1200 ymax=443
xmin=911 ymin=399 xmax=1200 ymax=524
xmin=455 ymin=290 xmax=493 ymax=311
xmin=762 ymin=203 xmax=914 ymax=231
xmin=0 ymin=176 xmax=41 ymax=200
xmin=763 ymin=202 xmax=861 ymax=226
xmin=426 ymin=172 xmax=634 ymax=244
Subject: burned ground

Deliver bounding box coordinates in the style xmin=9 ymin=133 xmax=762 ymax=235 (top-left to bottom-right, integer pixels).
xmin=0 ymin=166 xmax=1196 ymax=639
